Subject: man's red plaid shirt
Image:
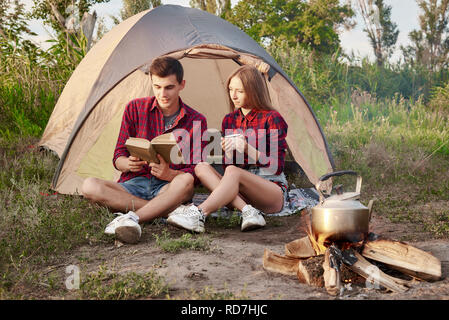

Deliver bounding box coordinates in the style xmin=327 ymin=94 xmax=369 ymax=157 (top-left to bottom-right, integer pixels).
xmin=113 ymin=96 xmax=207 ymax=184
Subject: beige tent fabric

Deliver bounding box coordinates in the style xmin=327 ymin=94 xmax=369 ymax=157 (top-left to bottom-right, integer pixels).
xmin=179 ymin=57 xmax=237 ymax=130
xmin=39 ymin=10 xmax=151 ymax=157
xmin=55 ymin=69 xmax=151 ymax=194
xmin=266 ymin=72 xmax=333 ymax=186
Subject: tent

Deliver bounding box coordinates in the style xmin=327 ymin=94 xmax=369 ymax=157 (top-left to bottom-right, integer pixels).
xmin=39 ymin=4 xmax=335 ymax=195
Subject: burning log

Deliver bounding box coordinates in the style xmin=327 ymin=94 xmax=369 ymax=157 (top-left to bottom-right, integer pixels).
xmin=297 ymin=255 xmax=325 ymax=287
xmin=323 ymin=247 xmax=342 ymax=295
xmin=345 ymin=250 xmax=410 ymax=293
xmin=361 ymin=240 xmax=442 ymax=281
xmin=296 ymin=254 xmax=364 ymax=288
xmin=285 ymin=236 xmax=317 ymax=258
xmin=263 ymin=249 xmax=299 ymax=276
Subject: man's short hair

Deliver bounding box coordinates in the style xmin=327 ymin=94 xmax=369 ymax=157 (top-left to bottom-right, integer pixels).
xmin=149 ymin=56 xmax=184 ymax=83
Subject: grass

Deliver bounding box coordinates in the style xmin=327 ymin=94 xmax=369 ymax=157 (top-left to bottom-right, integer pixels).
xmin=154 ymin=229 xmax=211 ymax=253
xmin=0 ymin=136 xmax=114 ymax=297
xmin=80 ymin=264 xmax=169 ymax=300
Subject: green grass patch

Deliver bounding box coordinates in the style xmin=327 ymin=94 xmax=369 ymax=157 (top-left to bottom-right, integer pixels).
xmin=154 ymin=229 xmax=211 ymax=253
xmin=80 ymin=264 xmax=169 ymax=300
xmin=0 ymin=137 xmax=114 ymax=297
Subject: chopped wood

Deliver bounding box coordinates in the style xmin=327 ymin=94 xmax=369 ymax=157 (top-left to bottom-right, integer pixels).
xmin=285 ymin=236 xmax=317 ymax=258
xmin=296 ymin=255 xmax=363 ymax=288
xmin=263 ymin=249 xmax=300 ymax=276
xmin=322 ymin=248 xmax=341 ymax=296
xmin=362 ymin=240 xmax=442 ymax=281
xmin=297 ymin=255 xmax=325 ymax=287
xmin=346 ymin=250 xmax=409 ymax=293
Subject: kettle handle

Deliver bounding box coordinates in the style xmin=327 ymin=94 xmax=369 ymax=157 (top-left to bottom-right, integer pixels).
xmin=315 ymin=170 xmax=362 ymax=203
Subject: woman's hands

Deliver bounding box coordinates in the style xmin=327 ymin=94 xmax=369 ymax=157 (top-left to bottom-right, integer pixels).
xmin=221 ymin=134 xmax=247 ymax=157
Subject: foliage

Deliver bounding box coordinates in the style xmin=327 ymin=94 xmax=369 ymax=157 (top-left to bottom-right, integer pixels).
xmin=356 ymin=0 xmax=399 ymax=65
xmin=154 ymin=229 xmax=211 ymax=253
xmin=119 ymin=0 xmax=161 ymax=21
xmin=401 ymin=0 xmax=449 ymax=72
xmin=0 ymin=0 xmax=38 ymax=54
xmin=30 ymin=0 xmax=110 ymax=32
xmin=80 ymin=265 xmax=169 ymax=299
xmin=428 ymin=81 xmax=449 ymax=113
xmin=225 ymin=0 xmax=354 ymax=54
xmin=269 ymin=41 xmax=449 ymax=110
xmin=190 ymin=0 xmax=231 ymax=16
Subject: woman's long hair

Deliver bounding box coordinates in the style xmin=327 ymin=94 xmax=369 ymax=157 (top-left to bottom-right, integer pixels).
xmin=226 ymin=65 xmax=272 ymax=113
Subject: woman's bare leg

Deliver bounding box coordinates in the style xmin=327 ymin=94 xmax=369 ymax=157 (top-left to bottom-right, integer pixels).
xmin=195 ymin=162 xmax=247 ymax=210
xmin=198 ymin=165 xmax=284 ymax=215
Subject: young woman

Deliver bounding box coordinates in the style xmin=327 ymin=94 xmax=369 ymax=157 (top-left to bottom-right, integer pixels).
xmin=167 ymin=65 xmax=288 ymax=233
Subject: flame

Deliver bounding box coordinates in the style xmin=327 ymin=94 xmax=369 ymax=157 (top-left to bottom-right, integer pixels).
xmin=303 ymin=212 xmax=328 ymax=255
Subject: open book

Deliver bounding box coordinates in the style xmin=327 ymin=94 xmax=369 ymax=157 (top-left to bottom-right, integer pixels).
xmin=125 ymin=132 xmax=184 ymax=164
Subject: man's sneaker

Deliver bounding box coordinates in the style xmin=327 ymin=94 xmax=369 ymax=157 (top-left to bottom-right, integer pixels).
xmin=167 ymin=204 xmax=205 ymax=233
xmin=241 ymin=205 xmax=266 ymax=231
xmin=105 ymin=211 xmax=141 ymax=244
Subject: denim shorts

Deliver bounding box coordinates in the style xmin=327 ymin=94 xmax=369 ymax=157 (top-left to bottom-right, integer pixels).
xmin=247 ymin=167 xmax=289 ymax=210
xmin=119 ymin=176 xmax=169 ymax=200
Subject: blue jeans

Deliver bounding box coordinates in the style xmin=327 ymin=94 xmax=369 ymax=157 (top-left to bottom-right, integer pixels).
xmin=119 ymin=176 xmax=169 ymax=200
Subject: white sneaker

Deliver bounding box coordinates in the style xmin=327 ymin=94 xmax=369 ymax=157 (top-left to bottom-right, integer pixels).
xmin=167 ymin=204 xmax=205 ymax=233
xmin=168 ymin=204 xmax=189 ymax=218
xmin=105 ymin=211 xmax=141 ymax=244
xmin=241 ymin=205 xmax=266 ymax=231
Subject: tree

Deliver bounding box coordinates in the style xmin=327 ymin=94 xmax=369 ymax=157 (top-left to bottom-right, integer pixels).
xmin=356 ymin=0 xmax=399 ymax=66
xmin=0 ymin=0 xmax=36 ymax=44
xmin=401 ymin=0 xmax=449 ymax=72
xmin=30 ymin=0 xmax=110 ymax=50
xmin=189 ymin=0 xmax=231 ymax=17
xmin=120 ymin=0 xmax=161 ymax=21
xmin=225 ymin=0 xmax=354 ymax=54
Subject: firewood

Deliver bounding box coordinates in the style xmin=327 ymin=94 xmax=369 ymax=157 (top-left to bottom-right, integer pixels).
xmin=296 ymin=255 xmax=363 ymax=288
xmin=346 ymin=250 xmax=409 ymax=293
xmin=297 ymin=255 xmax=325 ymax=287
xmin=322 ymin=248 xmax=341 ymax=296
xmin=362 ymin=240 xmax=442 ymax=281
xmin=285 ymin=236 xmax=318 ymax=258
xmin=263 ymin=249 xmax=299 ymax=276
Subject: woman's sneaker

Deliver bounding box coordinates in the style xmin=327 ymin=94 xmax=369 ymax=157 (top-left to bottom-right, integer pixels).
xmin=241 ymin=205 xmax=266 ymax=231
xmin=105 ymin=211 xmax=141 ymax=244
xmin=168 ymin=204 xmax=188 ymax=217
xmin=167 ymin=204 xmax=205 ymax=233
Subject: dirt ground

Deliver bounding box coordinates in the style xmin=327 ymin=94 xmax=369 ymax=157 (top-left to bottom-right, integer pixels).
xmin=57 ymin=209 xmax=449 ymax=300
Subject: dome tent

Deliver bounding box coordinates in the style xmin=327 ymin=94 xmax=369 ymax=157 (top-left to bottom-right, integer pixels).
xmin=39 ymin=4 xmax=335 ymax=195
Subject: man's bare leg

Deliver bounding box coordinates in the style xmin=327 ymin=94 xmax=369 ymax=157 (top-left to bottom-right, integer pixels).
xmin=134 ymin=173 xmax=194 ymax=222
xmin=81 ymin=177 xmax=148 ymax=212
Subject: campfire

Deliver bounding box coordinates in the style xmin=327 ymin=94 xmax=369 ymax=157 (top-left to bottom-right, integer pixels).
xmin=263 ymin=210 xmax=442 ymax=296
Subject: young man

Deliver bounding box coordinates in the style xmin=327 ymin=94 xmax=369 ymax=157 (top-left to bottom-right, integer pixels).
xmin=81 ymin=56 xmax=207 ymax=244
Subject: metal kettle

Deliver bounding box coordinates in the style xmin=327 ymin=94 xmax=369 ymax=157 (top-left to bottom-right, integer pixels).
xmin=311 ymin=170 xmax=374 ymax=243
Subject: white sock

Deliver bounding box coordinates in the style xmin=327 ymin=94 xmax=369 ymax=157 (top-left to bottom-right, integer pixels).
xmin=241 ymin=204 xmax=253 ymax=213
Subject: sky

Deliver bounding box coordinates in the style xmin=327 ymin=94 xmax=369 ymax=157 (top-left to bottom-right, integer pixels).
xmin=21 ymin=0 xmax=420 ymax=63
